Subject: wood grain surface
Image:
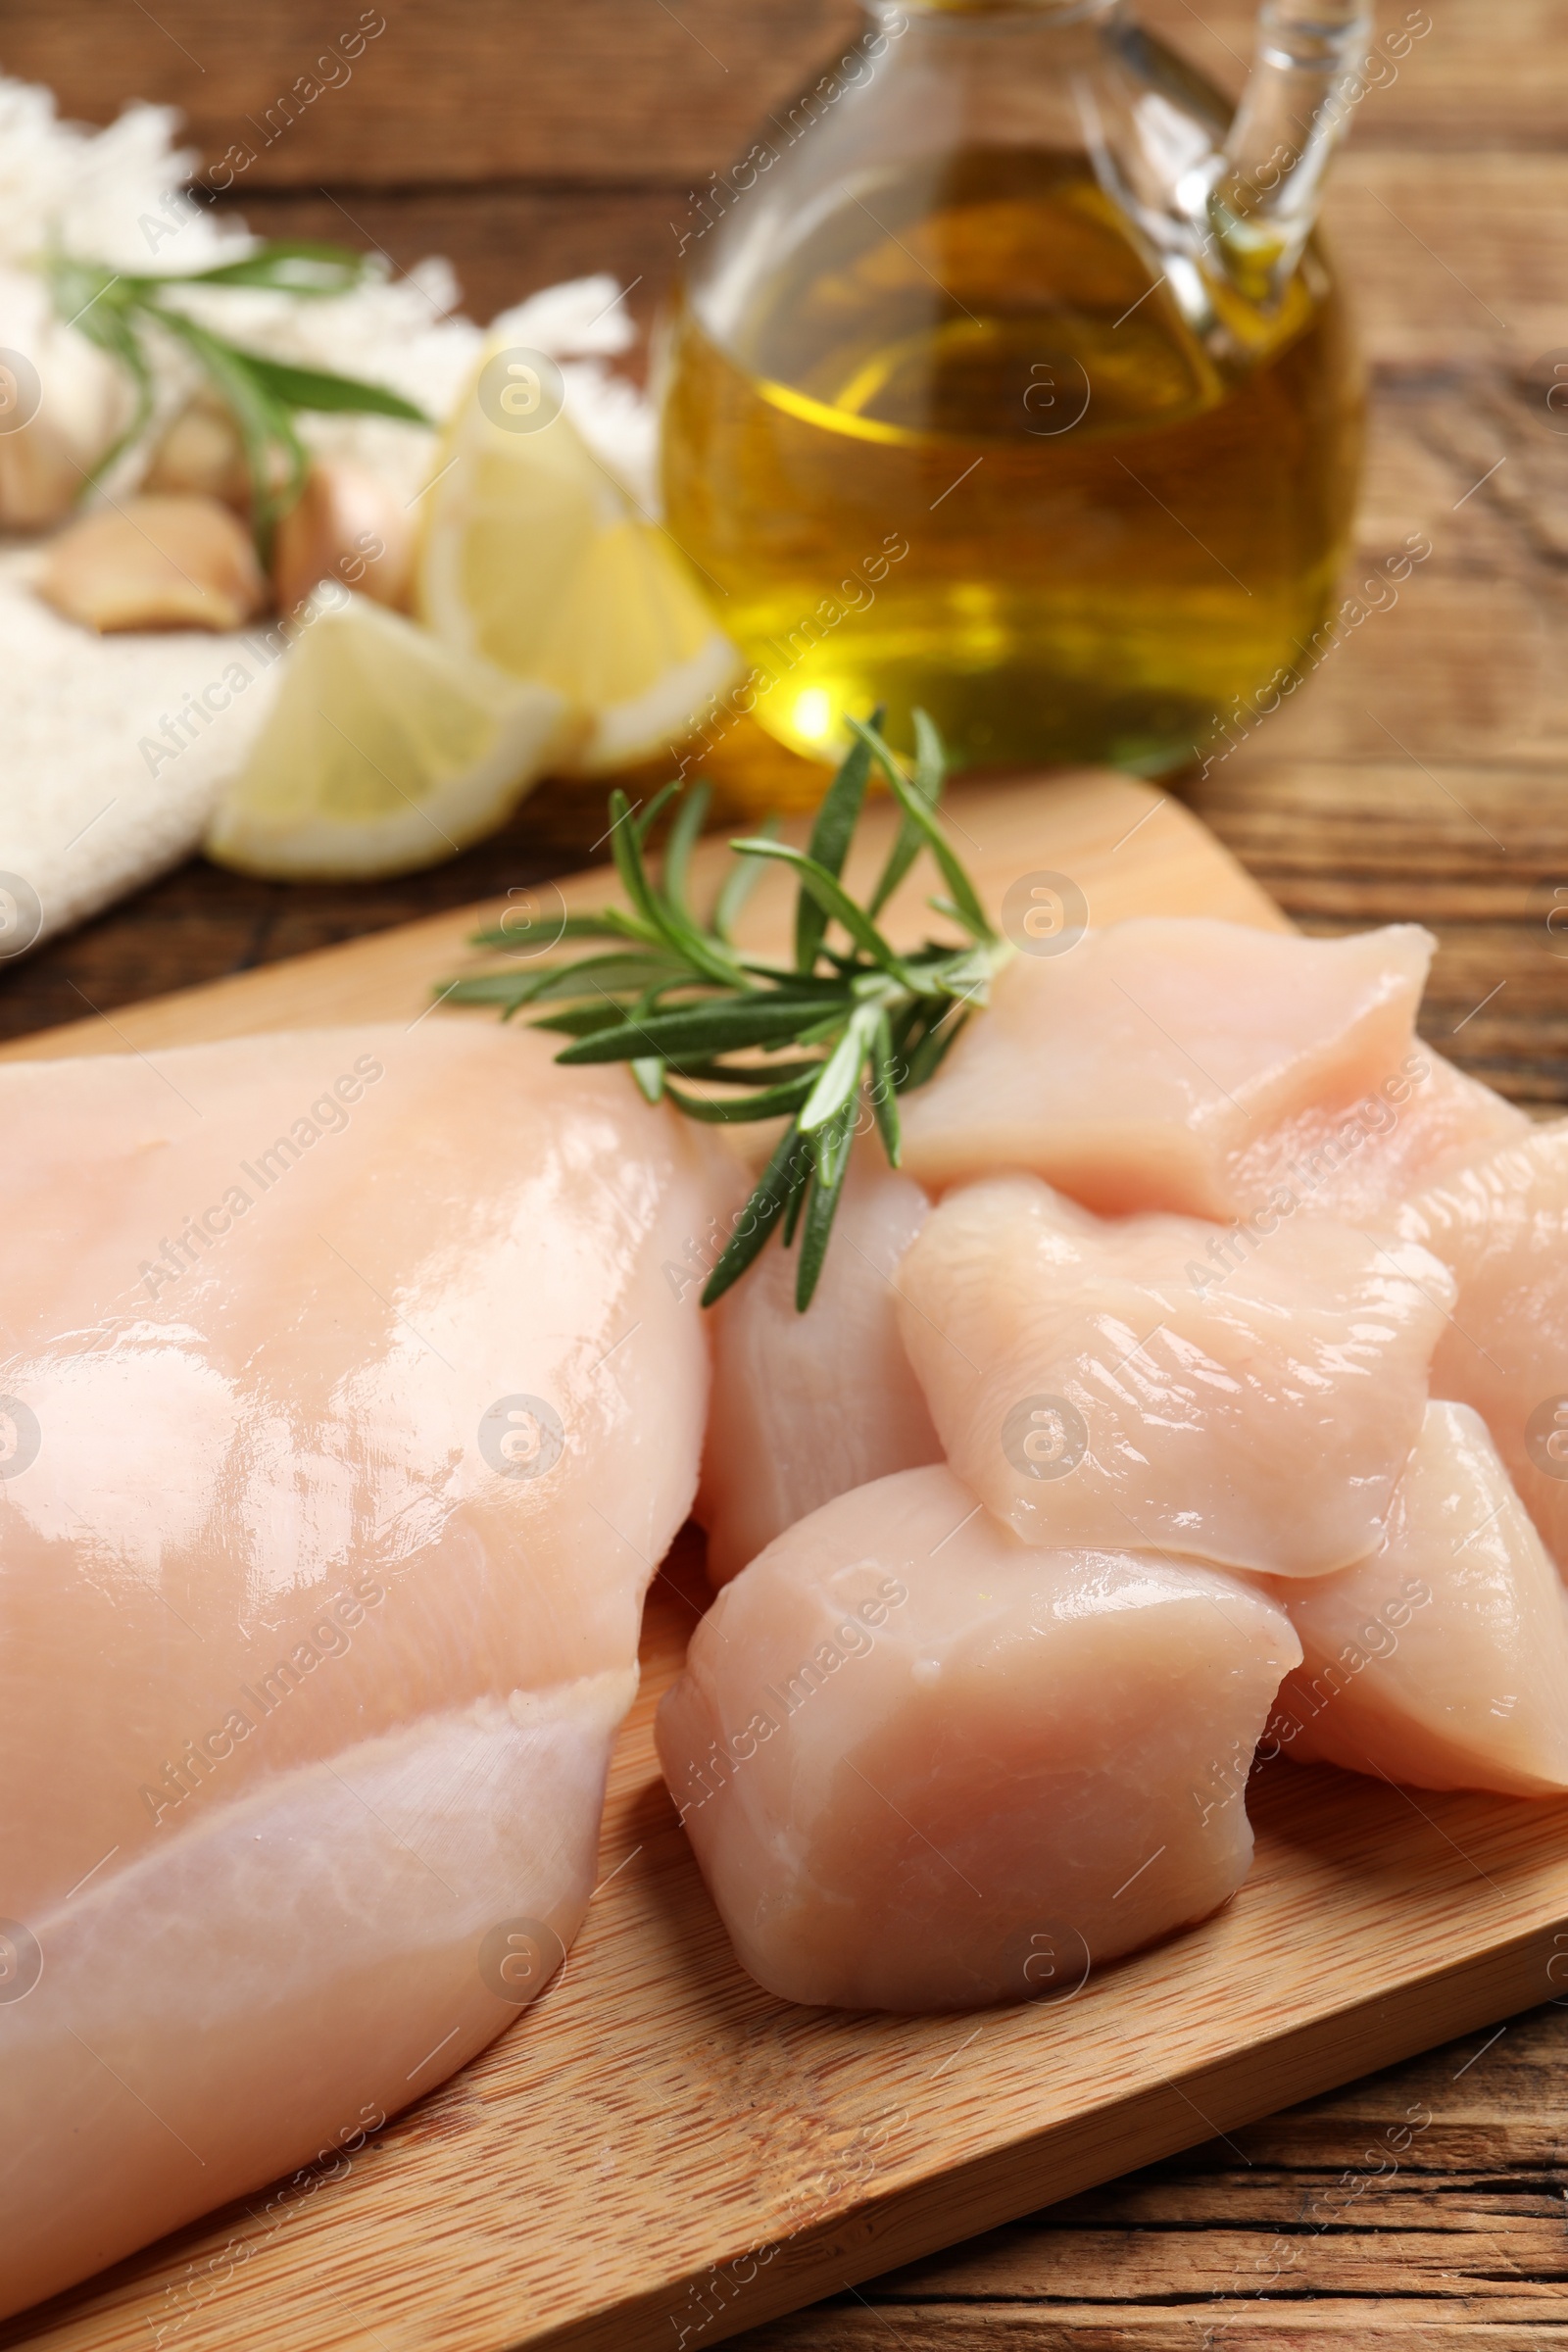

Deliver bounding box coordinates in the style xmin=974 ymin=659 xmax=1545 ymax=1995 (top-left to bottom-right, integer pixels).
xmin=0 ymin=0 xmax=1557 ymax=182
xmin=1 ymin=0 xmax=1565 ymax=2340
xmin=0 ymin=768 xmax=1284 ymax=1059
xmin=731 ymin=1999 xmax=1568 ymax=2347
xmin=6 ymin=774 xmax=1568 ymax=2352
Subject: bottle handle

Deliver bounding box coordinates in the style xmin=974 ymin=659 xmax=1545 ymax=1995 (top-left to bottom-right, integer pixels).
xmin=1208 ymin=0 xmax=1373 ymax=302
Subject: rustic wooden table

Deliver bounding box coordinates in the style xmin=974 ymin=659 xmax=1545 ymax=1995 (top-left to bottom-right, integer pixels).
xmin=3 ymin=1 xmax=1566 ymax=2338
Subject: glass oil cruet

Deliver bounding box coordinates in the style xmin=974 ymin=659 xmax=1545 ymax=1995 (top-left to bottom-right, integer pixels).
xmin=660 ymin=0 xmax=1372 ymax=782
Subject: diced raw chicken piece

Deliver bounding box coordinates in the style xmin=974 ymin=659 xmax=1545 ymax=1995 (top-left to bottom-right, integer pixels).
xmin=696 ymin=1154 xmax=941 ymax=1588
xmin=1394 ymin=1122 xmax=1568 ymax=1572
xmin=1259 ymin=1402 xmax=1568 ymax=1795
xmin=658 ymin=1466 xmax=1300 ymax=2011
xmin=899 ymin=918 xmax=1435 ymax=1219
xmin=0 ymin=1022 xmax=729 ymax=2321
xmin=897 ymin=1176 xmax=1454 ymax=1578
xmin=1225 ymin=1050 xmax=1528 ymax=1227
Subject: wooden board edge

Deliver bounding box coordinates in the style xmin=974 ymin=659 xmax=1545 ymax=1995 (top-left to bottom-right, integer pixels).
xmin=564 ymin=1918 xmax=1568 ymax=2350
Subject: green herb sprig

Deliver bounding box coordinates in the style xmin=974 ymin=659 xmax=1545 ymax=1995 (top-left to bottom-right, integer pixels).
xmin=44 ymin=241 xmax=431 ymax=550
xmin=444 ymin=712 xmax=1012 ymax=1312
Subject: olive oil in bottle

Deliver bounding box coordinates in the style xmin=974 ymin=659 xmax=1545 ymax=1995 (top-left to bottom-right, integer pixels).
xmin=661 ymin=148 xmax=1363 ymax=775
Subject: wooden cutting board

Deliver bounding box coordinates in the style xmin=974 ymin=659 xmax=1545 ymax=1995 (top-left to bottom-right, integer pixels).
xmin=6 ymin=769 xmax=1568 ymax=2352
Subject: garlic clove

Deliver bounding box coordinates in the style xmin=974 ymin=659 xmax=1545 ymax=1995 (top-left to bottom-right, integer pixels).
xmin=0 ymin=265 xmax=133 ymax=532
xmin=271 ymin=460 xmax=414 ymax=618
xmin=36 ymin=494 xmax=270 ymax=634
xmin=142 ymin=392 xmax=252 ymax=509
xmin=0 ymin=409 xmax=91 ymax=533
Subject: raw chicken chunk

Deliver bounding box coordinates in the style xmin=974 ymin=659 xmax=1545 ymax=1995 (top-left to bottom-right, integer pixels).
xmin=1260 ymin=1402 xmax=1568 ymax=1795
xmin=0 ymin=1022 xmax=728 ymax=2320
xmin=1394 ymin=1122 xmax=1568 ymax=1571
xmin=899 ymin=918 xmax=1435 ymax=1218
xmin=1225 ymin=1050 xmax=1528 ymax=1228
xmin=897 ymin=1176 xmax=1454 ymax=1578
xmin=658 ymin=1466 xmax=1300 ymax=2011
xmin=696 ymin=1155 xmax=941 ymax=1588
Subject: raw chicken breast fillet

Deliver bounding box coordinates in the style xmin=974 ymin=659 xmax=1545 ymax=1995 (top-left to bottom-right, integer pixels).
xmin=1224 ymin=1050 xmax=1528 ymax=1229
xmin=1394 ymin=1121 xmax=1568 ymax=1572
xmin=898 ymin=918 xmax=1435 ymax=1219
xmin=696 ymin=1154 xmax=941 ymax=1587
xmin=658 ymin=1466 xmax=1300 ymax=2010
xmin=1260 ymin=1401 xmax=1568 ymax=1795
xmin=897 ymin=1175 xmax=1454 ymax=1577
xmin=0 ymin=1021 xmax=729 ymax=2319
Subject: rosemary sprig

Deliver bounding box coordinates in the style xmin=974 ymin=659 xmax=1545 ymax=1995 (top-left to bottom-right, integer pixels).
xmin=443 ymin=712 xmax=1013 ymax=1311
xmin=43 ymin=240 xmax=431 ymax=551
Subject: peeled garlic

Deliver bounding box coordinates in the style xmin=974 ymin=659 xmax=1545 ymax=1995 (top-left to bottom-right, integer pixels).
xmin=36 ymin=494 xmax=270 ymax=634
xmin=271 ymin=460 xmax=414 ymax=617
xmin=0 ymin=265 xmax=129 ymax=532
xmin=0 ymin=406 xmax=90 ymax=532
xmin=142 ymin=391 xmax=251 ymax=509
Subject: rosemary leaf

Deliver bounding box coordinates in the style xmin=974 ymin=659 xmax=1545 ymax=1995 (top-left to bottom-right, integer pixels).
xmin=154 ymin=309 xmax=308 ymax=540
xmin=629 ymin=782 xmax=682 ymax=852
xmin=730 ymin=838 xmax=909 ymax=979
xmin=605 ymin=789 xmax=663 ymax=932
xmin=849 ymin=716 xmax=996 ymax=944
xmin=71 ymin=305 xmax=156 ymax=490
xmin=526 ymin=1004 xmax=641 ymax=1040
xmin=662 ymin=782 xmax=710 ymax=921
xmin=514 ymin=952 xmax=690 ymax=1004
xmin=556 ymin=996 xmax=841 ymax=1066
xmin=781 ymin=1165 xmax=811 ymax=1250
xmin=902 ymin=1004 xmax=971 ymax=1089
xmin=443 ymin=708 xmax=1009 ymax=1309
xmin=612 ymin=786 xmax=740 ymax=988
xmin=796 ymin=1104 xmax=858 ymax=1310
xmin=713 ymin=813 xmax=781 ymax=941
xmin=911 ymin=707 xmax=947 ymax=803
xmin=795 ymin=722 xmax=877 ymax=974
xmin=870 ymin=1007 xmax=904 ymax=1166
xmin=798 ymin=1002 xmax=879 ymax=1136
xmin=666 ymin=1057 xmax=827 ymax=1086
xmin=182 ymin=243 xmax=369 ymax=296
xmin=663 ymin=1074 xmax=816 ymax=1124
xmin=229 ymin=349 xmax=428 ymax=423
xmin=867 ymin=713 xmax=943 ymax=917
xmin=466 ymin=910 xmax=648 ymax=951
xmin=702 ymin=1123 xmax=812 ymax=1306
xmin=440 ymin=973 xmax=552 ymax=1011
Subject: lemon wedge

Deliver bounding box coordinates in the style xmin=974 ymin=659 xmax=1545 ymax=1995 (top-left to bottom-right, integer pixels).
xmin=416 ymin=367 xmax=737 ymax=774
xmin=205 ymin=592 xmax=569 ymax=881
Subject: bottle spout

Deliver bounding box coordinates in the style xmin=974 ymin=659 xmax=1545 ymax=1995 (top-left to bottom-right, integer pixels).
xmin=1080 ymin=0 xmax=1373 ymax=360
xmin=1203 ymin=0 xmax=1373 ymax=306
